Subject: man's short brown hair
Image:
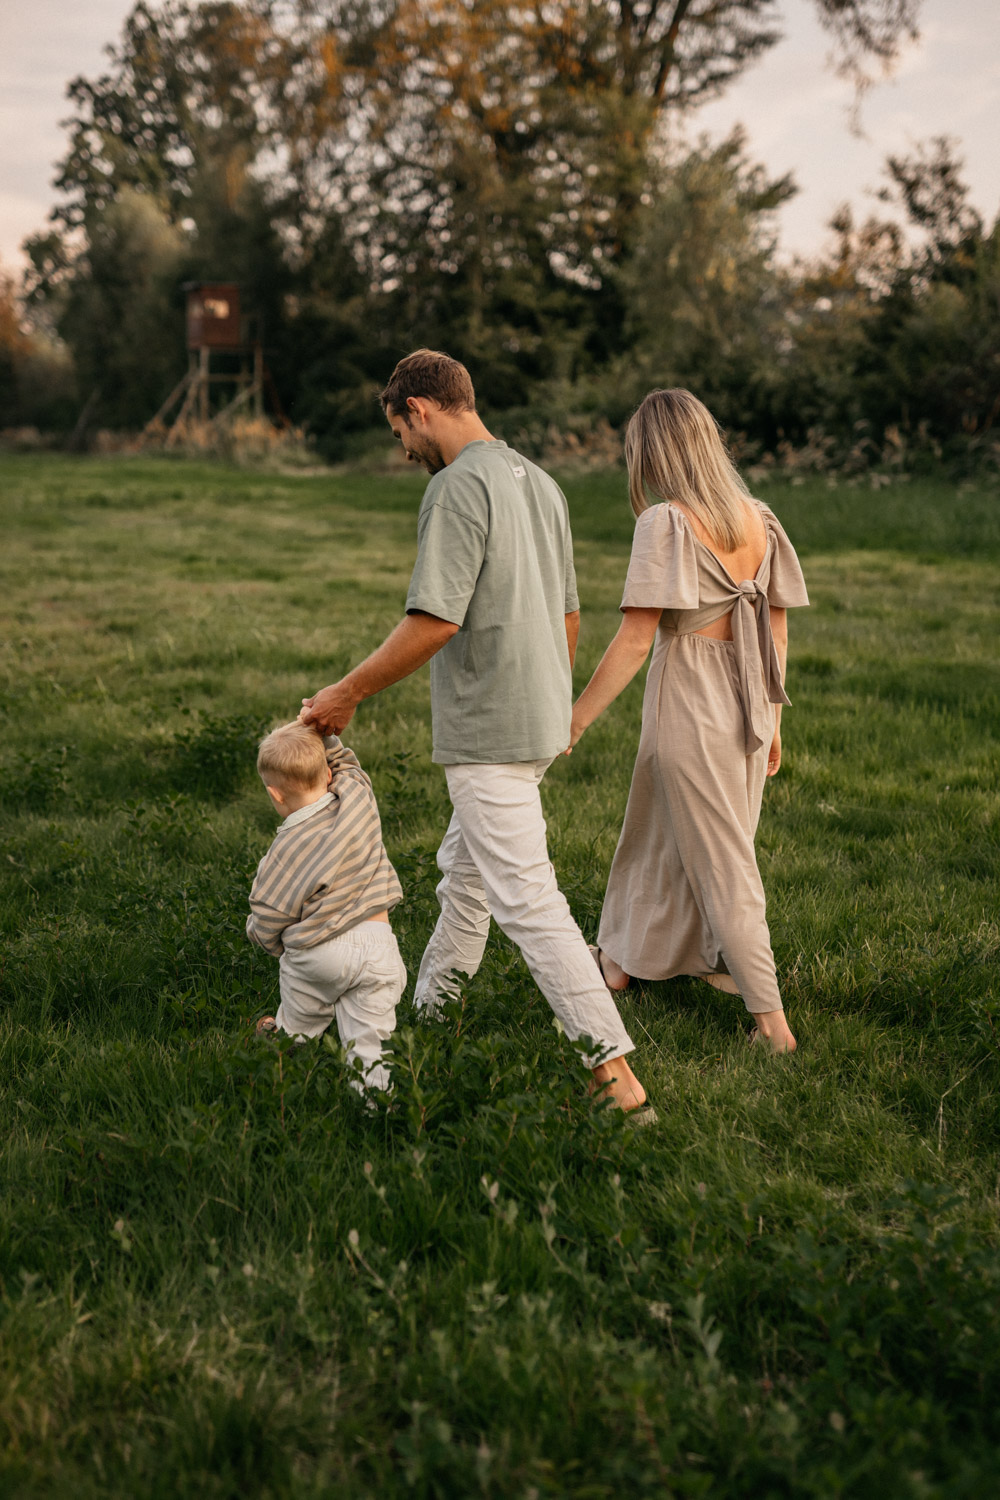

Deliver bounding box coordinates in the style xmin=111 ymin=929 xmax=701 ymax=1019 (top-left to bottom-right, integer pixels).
xmin=380 ymin=349 xmax=476 ymax=418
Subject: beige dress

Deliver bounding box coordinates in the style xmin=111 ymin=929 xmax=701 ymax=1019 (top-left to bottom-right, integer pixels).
xmin=597 ymin=501 xmax=809 ymax=1014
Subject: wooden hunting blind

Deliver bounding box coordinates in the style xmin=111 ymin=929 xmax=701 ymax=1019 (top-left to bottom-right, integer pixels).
xmin=142 ymin=280 xmax=282 ymax=444
xmin=185 ymin=282 xmax=243 ymax=349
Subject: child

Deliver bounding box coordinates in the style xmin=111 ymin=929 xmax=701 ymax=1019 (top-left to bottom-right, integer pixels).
xmin=246 ymin=721 xmax=405 ymax=1091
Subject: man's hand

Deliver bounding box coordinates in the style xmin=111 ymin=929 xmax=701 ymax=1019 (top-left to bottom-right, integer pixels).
xmin=299 ymin=612 xmax=459 ymax=735
xmin=300 ymin=679 xmax=360 ymax=735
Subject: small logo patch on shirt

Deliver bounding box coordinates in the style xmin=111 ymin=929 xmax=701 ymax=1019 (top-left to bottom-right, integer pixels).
xmin=511 ymin=464 xmax=526 ymax=478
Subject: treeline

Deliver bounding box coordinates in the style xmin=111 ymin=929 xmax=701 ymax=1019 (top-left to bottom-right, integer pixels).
xmin=2 ymin=0 xmax=997 ymax=468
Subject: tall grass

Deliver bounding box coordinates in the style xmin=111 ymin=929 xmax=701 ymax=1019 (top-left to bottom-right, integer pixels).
xmin=1 ymin=455 xmax=998 ymax=1497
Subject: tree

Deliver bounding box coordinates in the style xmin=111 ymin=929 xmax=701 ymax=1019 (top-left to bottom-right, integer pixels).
xmin=618 ymin=131 xmax=795 ymax=436
xmin=31 ymin=0 xmax=925 ymax=439
xmin=59 ymin=189 xmax=188 ymax=429
xmin=866 ymin=140 xmax=1000 ymax=451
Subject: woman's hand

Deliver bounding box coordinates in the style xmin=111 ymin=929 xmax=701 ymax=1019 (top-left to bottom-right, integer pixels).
xmin=563 ymin=707 xmax=586 ymax=755
xmin=766 ymin=729 xmax=782 ymax=777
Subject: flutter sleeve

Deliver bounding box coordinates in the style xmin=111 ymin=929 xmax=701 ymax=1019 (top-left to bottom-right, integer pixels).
xmin=620 ymin=503 xmax=701 ymax=611
xmin=760 ymin=505 xmax=809 ymax=608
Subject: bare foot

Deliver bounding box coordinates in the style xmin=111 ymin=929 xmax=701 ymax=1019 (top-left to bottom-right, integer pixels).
xmin=588 ymin=945 xmax=629 ymax=992
xmin=589 ymin=1054 xmax=647 ymax=1112
xmin=750 ymin=1010 xmax=797 ymax=1054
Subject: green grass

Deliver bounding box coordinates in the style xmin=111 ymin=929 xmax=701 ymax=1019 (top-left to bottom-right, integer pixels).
xmin=1 ymin=453 xmax=999 ymax=1497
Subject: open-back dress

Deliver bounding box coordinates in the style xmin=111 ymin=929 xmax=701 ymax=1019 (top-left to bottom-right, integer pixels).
xmin=596 ymin=500 xmax=809 ymax=1014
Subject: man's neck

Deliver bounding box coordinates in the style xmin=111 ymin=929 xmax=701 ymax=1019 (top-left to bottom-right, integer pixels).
xmin=438 ymin=412 xmax=495 ymax=467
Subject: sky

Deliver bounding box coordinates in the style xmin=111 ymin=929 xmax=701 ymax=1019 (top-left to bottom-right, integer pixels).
xmin=1 ymin=0 xmax=999 ymax=274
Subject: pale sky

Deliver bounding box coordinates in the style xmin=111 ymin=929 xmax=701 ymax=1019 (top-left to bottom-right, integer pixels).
xmin=1 ymin=0 xmax=998 ymax=274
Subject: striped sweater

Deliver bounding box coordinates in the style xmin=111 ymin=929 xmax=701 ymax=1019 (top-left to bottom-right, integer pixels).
xmin=246 ymin=736 xmax=402 ymax=956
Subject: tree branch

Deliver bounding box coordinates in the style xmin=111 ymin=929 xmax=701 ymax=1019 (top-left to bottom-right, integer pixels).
xmin=651 ymin=0 xmax=696 ymax=104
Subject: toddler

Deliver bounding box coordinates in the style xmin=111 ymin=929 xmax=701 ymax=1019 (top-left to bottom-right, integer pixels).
xmin=247 ymin=721 xmax=405 ymax=1090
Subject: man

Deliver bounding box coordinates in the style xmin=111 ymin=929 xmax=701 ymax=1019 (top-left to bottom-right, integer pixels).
xmin=300 ymin=349 xmax=647 ymax=1114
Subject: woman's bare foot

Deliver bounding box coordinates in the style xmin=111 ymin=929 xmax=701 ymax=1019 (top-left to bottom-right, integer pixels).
xmin=589 ymin=1054 xmax=647 ymax=1112
xmin=588 ymin=945 xmax=629 ymax=992
xmin=750 ymin=1010 xmax=797 ymax=1054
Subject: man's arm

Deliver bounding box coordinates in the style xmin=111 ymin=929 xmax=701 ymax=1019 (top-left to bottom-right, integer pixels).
xmin=565 ymin=610 xmax=580 ymax=669
xmin=300 ymin=611 xmax=459 ymax=735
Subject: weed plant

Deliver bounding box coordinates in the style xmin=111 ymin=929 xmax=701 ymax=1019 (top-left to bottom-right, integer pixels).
xmin=1 ymin=456 xmax=998 ymax=1497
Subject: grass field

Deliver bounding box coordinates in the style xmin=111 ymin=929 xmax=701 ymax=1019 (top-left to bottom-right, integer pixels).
xmin=1 ymin=453 xmax=998 ymax=1497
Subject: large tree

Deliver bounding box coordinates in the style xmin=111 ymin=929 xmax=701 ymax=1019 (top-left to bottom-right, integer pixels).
xmin=33 ymin=0 xmax=923 ymax=434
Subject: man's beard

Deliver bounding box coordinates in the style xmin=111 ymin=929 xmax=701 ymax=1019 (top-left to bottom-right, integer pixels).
xmin=408 ymin=439 xmax=445 ymax=475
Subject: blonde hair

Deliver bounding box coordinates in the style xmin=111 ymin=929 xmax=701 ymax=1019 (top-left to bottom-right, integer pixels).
xmin=624 ymin=389 xmax=753 ymax=551
xmin=257 ymin=721 xmax=328 ymax=792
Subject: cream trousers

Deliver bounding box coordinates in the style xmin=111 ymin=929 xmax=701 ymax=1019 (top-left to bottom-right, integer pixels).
xmin=414 ymin=760 xmax=634 ymax=1064
xmin=277 ymin=921 xmax=406 ymax=1091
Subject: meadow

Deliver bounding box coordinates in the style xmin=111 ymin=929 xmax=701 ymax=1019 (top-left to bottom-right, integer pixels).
xmin=1 ymin=452 xmax=998 ymax=1498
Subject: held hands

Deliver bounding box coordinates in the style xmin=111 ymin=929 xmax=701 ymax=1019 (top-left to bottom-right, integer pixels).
xmin=766 ymin=729 xmax=782 ymax=778
xmin=299 ymin=679 xmax=359 ymax=736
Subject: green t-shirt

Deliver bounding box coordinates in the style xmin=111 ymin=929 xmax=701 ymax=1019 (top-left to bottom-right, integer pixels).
xmin=405 ymin=440 xmax=580 ymax=765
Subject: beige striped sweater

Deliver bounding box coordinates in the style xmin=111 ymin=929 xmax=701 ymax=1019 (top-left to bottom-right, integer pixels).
xmin=246 ymin=736 xmax=402 ymax=956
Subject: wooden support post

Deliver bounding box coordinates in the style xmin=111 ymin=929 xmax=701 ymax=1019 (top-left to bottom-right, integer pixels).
xmin=199 ymin=346 xmax=210 ymax=424
xmin=253 ymin=342 xmax=264 ymax=420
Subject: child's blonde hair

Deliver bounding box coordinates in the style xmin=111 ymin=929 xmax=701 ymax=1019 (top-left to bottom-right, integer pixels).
xmin=257 ymin=721 xmax=328 ymax=791
xmin=624 ymin=388 xmax=752 ymax=551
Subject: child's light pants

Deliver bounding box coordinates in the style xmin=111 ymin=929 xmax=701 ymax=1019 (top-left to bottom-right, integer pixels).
xmin=413 ymin=760 xmax=634 ymax=1064
xmin=276 ymin=920 xmax=406 ymax=1091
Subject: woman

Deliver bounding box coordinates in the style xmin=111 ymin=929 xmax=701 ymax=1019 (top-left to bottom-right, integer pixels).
xmin=568 ymin=390 xmax=808 ymax=1053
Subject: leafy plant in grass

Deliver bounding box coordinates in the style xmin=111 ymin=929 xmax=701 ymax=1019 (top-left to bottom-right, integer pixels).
xmin=170 ymin=710 xmax=269 ymax=798
xmin=0 ymin=744 xmax=70 ymax=812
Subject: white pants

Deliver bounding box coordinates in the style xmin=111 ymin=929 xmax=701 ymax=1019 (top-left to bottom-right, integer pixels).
xmin=414 ymin=760 xmax=634 ymax=1064
xmin=277 ymin=921 xmax=406 ymax=1091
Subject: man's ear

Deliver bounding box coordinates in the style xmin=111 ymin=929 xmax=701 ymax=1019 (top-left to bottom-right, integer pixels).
xmin=407 ymin=395 xmax=437 ymax=426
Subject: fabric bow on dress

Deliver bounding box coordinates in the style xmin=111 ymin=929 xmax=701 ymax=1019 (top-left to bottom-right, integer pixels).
xmin=728 ymin=579 xmax=790 ymax=755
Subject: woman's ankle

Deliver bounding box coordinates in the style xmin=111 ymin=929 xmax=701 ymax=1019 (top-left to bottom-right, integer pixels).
xmin=598 ymin=949 xmax=629 ymax=991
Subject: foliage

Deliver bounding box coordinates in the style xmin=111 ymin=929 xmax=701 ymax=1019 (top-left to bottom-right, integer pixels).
xmin=0 ymin=266 xmax=76 ymax=432
xmin=16 ymin=0 xmax=940 ymax=460
xmin=618 ymin=129 xmax=795 ymax=435
xmin=171 ymin=710 xmax=271 ymax=798
xmin=57 ymin=189 xmax=188 ymax=431
xmin=768 ymin=138 xmax=1000 ymax=465
xmin=0 ymin=452 xmax=999 ymax=1492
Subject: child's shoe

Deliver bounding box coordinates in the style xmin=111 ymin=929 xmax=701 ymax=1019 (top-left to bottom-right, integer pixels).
xmin=256 ymin=1015 xmax=278 ymax=1036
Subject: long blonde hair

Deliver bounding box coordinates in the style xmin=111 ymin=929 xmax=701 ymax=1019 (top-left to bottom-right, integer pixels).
xmin=624 ymin=388 xmax=753 ymax=550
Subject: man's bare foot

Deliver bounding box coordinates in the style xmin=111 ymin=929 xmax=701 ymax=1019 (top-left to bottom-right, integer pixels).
xmin=589 ymin=1054 xmax=647 ymax=1112
xmin=588 ymin=945 xmax=629 ymax=992
xmin=750 ymin=1010 xmax=797 ymax=1054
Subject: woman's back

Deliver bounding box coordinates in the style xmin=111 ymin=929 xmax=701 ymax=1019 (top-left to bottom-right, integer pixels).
xmin=670 ymin=498 xmax=767 ymax=641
